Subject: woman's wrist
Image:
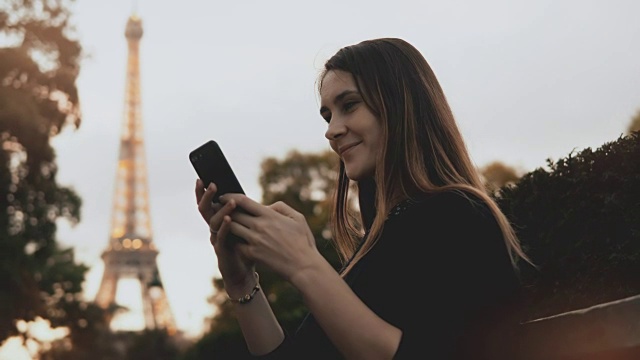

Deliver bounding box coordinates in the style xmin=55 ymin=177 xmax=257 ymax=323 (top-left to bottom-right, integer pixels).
xmin=225 ymin=272 xmax=260 ymax=301
xmin=289 ymin=255 xmax=333 ymax=290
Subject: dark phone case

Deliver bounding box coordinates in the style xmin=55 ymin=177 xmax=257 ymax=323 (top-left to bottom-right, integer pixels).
xmin=189 ymin=140 xmax=247 ymax=245
xmin=189 ymin=140 xmax=245 ymax=203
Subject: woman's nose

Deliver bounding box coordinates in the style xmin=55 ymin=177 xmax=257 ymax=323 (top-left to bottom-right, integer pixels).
xmin=325 ymin=118 xmax=346 ymax=141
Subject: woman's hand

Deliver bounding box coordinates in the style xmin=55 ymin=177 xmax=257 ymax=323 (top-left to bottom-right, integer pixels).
xmin=195 ymin=179 xmax=255 ymax=293
xmin=218 ymin=193 xmax=324 ymax=283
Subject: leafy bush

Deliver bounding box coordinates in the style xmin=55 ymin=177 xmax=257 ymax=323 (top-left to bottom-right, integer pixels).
xmin=496 ymin=132 xmax=640 ymax=320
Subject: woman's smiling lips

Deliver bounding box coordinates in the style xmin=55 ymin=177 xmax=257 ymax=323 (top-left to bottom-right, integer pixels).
xmin=338 ymin=141 xmax=361 ymax=156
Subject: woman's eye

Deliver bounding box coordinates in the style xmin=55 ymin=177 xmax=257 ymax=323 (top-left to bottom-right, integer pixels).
xmin=343 ymin=101 xmax=358 ymax=112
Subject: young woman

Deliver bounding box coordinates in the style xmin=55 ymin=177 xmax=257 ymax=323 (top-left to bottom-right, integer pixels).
xmin=195 ymin=37 xmax=532 ymax=360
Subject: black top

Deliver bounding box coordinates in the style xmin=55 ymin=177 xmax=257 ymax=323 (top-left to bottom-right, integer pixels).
xmin=255 ymin=190 xmax=524 ymax=359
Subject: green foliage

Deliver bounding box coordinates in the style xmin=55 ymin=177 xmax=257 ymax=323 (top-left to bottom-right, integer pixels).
xmin=479 ymin=160 xmax=522 ymax=196
xmin=628 ymin=109 xmax=640 ymax=135
xmin=182 ymin=149 xmax=342 ymax=359
xmin=0 ymin=0 xmax=93 ymax=345
xmin=44 ymin=302 xmax=120 ymax=360
xmin=48 ymin=328 xmax=185 ymax=360
xmin=496 ymin=132 xmax=640 ymax=320
xmin=124 ymin=330 xmax=182 ymax=360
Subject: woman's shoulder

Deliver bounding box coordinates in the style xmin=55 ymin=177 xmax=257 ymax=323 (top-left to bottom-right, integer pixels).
xmin=387 ymin=188 xmax=492 ymax=221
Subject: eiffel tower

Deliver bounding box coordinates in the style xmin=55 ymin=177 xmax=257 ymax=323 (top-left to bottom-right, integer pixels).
xmin=94 ymin=13 xmax=177 ymax=335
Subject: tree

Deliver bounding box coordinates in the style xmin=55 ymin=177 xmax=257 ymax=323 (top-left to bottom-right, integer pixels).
xmin=43 ymin=302 xmax=120 ymax=360
xmin=0 ymin=0 xmax=90 ymax=345
xmin=479 ymin=161 xmax=522 ymax=196
xmin=627 ymin=108 xmax=640 ymax=135
xmin=495 ymin=133 xmax=640 ymax=320
xmin=124 ymin=330 xmax=182 ymax=360
xmin=181 ymin=149 xmax=342 ymax=360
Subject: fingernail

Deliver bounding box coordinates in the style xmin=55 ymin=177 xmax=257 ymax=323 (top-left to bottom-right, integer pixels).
xmin=207 ymin=183 xmax=214 ymax=190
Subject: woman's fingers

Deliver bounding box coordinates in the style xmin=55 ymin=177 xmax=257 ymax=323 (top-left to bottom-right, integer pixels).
xmin=196 ymin=181 xmax=219 ymax=220
xmin=219 ymin=194 xmax=262 ymax=216
xmin=209 ymin=199 xmax=236 ymax=236
xmin=269 ymin=201 xmax=300 ymax=220
xmin=195 ymin=179 xmax=205 ymax=203
xmin=225 ymin=217 xmax=252 ymax=244
xmin=201 ymin=183 xmax=217 ymax=207
xmin=215 ymin=215 xmax=234 ymax=248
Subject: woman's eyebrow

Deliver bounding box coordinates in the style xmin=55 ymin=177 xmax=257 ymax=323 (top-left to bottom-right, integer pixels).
xmin=319 ymin=89 xmax=360 ymax=114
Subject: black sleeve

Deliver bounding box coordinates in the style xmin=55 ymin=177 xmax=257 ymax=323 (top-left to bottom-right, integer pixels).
xmin=379 ymin=191 xmax=521 ymax=360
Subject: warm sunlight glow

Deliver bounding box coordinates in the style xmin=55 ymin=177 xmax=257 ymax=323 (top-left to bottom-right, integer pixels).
xmin=110 ymin=278 xmax=145 ymax=331
xmin=0 ymin=318 xmax=69 ymax=360
xmin=0 ymin=337 xmax=31 ymax=360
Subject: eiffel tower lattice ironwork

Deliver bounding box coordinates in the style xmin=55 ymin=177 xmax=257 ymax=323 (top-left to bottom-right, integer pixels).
xmin=94 ymin=13 xmax=177 ymax=335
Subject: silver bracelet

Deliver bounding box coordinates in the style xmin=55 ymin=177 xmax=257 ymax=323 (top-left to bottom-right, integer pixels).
xmin=227 ymin=272 xmax=260 ymax=304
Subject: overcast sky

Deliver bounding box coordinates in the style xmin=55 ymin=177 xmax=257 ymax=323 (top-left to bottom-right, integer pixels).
xmin=49 ymin=0 xmax=640 ymax=339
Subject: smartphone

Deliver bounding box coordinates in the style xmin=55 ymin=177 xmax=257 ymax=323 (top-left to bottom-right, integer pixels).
xmin=189 ymin=140 xmax=245 ymax=203
xmin=189 ymin=140 xmax=248 ymax=245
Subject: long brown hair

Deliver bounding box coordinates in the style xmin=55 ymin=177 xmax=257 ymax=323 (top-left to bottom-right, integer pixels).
xmin=318 ymin=38 xmax=533 ymax=275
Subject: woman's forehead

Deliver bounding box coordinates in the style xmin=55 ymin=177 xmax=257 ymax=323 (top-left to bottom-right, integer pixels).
xmin=320 ymin=70 xmax=357 ymax=99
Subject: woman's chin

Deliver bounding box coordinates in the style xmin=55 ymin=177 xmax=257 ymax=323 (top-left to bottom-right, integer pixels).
xmin=344 ymin=170 xmax=361 ymax=181
xmin=345 ymin=169 xmax=373 ymax=182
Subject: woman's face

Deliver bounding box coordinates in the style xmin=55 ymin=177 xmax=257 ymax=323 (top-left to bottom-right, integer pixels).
xmin=320 ymin=70 xmax=383 ymax=181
